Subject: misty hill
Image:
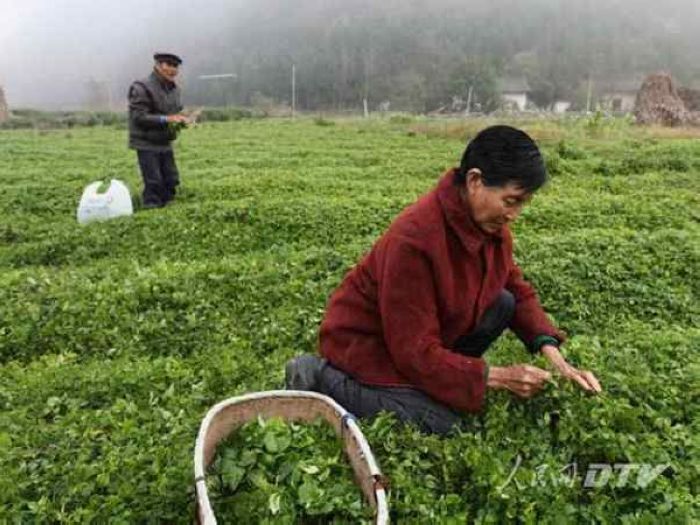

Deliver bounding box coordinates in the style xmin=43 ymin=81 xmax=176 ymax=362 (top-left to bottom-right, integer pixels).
xmin=3 ymin=0 xmax=699 ymax=111
xmin=182 ymin=0 xmax=700 ymax=112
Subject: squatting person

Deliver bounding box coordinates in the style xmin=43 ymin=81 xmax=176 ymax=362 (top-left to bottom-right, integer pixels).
xmin=128 ymin=52 xmax=190 ymax=209
xmin=285 ymin=125 xmax=602 ymax=434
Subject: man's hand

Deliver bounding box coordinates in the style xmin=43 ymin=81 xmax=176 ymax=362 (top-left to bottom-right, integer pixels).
xmin=487 ymin=365 xmax=552 ymax=399
xmin=166 ymin=114 xmax=190 ymax=124
xmin=541 ymin=345 xmax=602 ymax=393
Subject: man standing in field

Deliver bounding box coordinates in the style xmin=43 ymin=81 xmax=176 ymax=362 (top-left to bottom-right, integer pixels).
xmin=128 ymin=52 xmax=190 ymax=209
xmin=286 ymin=125 xmax=602 ymax=434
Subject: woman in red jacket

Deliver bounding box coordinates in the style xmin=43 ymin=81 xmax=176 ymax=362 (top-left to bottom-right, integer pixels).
xmin=286 ymin=125 xmax=601 ymax=434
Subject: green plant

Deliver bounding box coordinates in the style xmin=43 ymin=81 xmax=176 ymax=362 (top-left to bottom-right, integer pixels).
xmin=207 ymin=417 xmax=372 ymax=523
xmin=0 ymin=118 xmax=697 ymax=523
xmin=313 ymin=116 xmax=335 ymax=127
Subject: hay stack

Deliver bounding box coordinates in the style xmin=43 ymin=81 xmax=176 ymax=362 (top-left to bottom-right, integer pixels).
xmin=0 ymin=86 xmax=9 ymax=123
xmin=634 ymin=73 xmax=689 ymax=126
xmin=678 ymin=86 xmax=700 ymax=112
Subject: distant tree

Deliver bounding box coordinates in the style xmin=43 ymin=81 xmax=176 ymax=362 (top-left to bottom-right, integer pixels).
xmin=448 ymin=57 xmax=501 ymax=112
xmin=179 ymin=0 xmax=700 ymax=113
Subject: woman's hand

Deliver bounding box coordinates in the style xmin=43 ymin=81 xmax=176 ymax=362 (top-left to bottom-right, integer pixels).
xmin=487 ymin=364 xmax=552 ymax=398
xmin=541 ymin=345 xmax=602 ymax=393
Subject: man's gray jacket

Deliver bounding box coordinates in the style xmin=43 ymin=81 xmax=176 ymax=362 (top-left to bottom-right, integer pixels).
xmin=128 ymin=71 xmax=183 ymax=151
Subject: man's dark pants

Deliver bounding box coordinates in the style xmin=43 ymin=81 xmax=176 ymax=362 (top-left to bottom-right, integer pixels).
xmin=137 ymin=150 xmax=180 ymax=208
xmin=316 ymin=290 xmax=516 ymax=435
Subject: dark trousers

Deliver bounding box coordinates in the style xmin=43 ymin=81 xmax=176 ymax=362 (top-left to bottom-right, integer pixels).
xmin=136 ymin=150 xmax=180 ymax=208
xmin=317 ymin=290 xmax=516 ymax=434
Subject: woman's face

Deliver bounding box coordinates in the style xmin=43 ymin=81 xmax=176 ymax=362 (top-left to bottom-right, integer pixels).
xmin=462 ymin=169 xmax=532 ymax=234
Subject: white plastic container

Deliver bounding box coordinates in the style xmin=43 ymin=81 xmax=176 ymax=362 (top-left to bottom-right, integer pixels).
xmin=77 ymin=179 xmax=133 ymax=224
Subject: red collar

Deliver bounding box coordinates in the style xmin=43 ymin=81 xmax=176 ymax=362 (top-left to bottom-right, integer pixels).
xmin=437 ymin=168 xmax=504 ymax=254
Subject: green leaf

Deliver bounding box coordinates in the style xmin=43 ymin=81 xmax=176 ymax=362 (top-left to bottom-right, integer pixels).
xmin=298 ymin=479 xmax=321 ymax=507
xmin=263 ymin=432 xmax=279 ymax=453
xmin=300 ymin=464 xmax=320 ymax=475
xmin=268 ymin=492 xmax=281 ymax=515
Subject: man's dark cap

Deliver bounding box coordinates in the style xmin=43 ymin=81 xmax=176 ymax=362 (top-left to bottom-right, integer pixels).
xmin=154 ymin=53 xmax=183 ymax=66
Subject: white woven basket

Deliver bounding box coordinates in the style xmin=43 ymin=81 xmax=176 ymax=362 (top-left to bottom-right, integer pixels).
xmin=194 ymin=390 xmax=389 ymax=524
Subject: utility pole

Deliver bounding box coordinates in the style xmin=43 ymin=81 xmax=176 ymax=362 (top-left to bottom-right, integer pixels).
xmin=586 ymin=76 xmax=593 ymax=114
xmin=291 ymin=64 xmax=296 ymax=119
xmin=0 ymin=86 xmax=9 ymax=123
xmin=363 ymin=49 xmax=372 ymax=118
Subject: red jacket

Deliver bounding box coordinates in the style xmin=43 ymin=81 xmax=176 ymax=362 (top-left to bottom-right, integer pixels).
xmin=319 ymin=169 xmax=566 ymax=413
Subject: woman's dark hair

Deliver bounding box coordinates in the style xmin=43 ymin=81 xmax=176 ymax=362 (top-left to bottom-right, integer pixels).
xmin=455 ymin=125 xmax=547 ymax=193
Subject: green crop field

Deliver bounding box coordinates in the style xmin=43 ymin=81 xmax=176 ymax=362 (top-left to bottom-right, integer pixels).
xmin=0 ymin=116 xmax=698 ymax=523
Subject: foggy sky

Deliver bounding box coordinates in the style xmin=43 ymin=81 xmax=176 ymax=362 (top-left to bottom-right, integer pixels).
xmin=0 ymin=0 xmax=241 ymax=109
xmin=1 ymin=0 xmax=698 ymax=110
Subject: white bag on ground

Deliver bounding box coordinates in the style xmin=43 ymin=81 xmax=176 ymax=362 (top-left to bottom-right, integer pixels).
xmin=77 ymin=179 xmax=133 ymax=224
